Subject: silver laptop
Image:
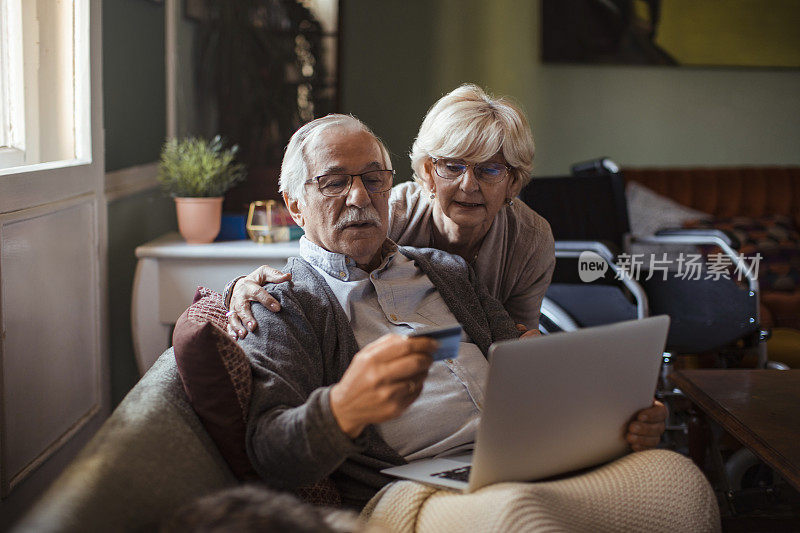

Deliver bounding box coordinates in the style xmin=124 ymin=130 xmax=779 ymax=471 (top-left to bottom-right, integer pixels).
xmin=382 ymin=315 xmax=670 ymax=492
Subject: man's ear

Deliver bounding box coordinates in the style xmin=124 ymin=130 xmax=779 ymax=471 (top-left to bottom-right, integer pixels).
xmin=283 ymin=192 xmax=304 ymax=227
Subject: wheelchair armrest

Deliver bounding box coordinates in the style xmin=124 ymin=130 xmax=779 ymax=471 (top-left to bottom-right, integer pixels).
xmin=539 ymin=296 xmax=580 ymax=333
xmin=552 ymin=240 xmax=649 ymax=319
xmin=632 ymin=230 xmax=740 ymax=259
xmin=554 ymin=240 xmax=618 ymax=264
xmin=633 ymin=229 xmax=758 ymax=293
xmin=653 ymin=228 xmax=740 ymax=250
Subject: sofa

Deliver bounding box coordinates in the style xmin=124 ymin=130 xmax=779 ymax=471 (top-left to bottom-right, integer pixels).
xmin=12 ymin=350 xmax=237 ymax=532
xmin=14 ymin=347 xmax=723 ymax=532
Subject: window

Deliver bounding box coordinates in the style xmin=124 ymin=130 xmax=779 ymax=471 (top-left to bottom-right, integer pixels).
xmin=0 ymin=0 xmax=90 ymax=175
xmin=0 ymin=0 xmax=24 ymax=167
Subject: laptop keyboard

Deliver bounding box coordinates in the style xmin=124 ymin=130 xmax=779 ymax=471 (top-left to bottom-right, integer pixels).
xmin=431 ymin=465 xmax=471 ymax=482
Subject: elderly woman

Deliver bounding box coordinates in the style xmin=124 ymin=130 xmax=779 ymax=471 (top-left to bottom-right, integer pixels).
xmin=226 ymin=84 xmax=666 ymax=451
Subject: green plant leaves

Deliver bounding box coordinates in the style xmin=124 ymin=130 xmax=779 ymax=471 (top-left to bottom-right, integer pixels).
xmin=157 ymin=136 xmax=246 ymax=198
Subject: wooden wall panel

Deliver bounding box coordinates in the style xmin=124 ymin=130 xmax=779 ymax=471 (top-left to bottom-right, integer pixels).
xmin=0 ymin=197 xmax=100 ymax=495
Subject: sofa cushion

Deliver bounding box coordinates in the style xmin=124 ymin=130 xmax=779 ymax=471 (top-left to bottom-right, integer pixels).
xmin=684 ymin=214 xmax=800 ymax=292
xmin=173 ymin=287 xmax=257 ymax=480
xmin=626 ymin=181 xmax=711 ymax=260
xmin=626 ymin=181 xmax=711 ymax=238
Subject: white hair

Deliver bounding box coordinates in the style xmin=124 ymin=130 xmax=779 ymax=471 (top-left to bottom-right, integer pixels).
xmin=279 ymin=114 xmax=392 ymax=203
xmin=409 ymin=84 xmax=535 ymax=189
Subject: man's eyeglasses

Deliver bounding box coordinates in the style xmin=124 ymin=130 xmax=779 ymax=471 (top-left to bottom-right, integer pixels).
xmin=306 ymin=169 xmax=395 ymax=197
xmin=431 ymin=158 xmax=512 ymax=184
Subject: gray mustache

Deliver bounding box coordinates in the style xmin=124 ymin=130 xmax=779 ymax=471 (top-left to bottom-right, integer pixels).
xmin=334 ymin=207 xmax=382 ymax=230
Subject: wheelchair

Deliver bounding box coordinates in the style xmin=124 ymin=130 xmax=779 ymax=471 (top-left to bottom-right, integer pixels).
xmin=526 ymin=161 xmax=790 ymax=516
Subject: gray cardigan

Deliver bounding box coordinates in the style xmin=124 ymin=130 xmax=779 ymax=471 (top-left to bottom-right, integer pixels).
xmin=242 ymin=246 xmax=520 ymax=508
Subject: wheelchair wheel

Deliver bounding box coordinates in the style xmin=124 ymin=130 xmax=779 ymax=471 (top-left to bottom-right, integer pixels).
xmin=725 ymin=448 xmax=775 ymax=490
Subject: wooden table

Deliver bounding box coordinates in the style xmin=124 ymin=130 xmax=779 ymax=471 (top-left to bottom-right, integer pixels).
xmin=132 ymin=232 xmax=300 ymax=375
xmin=669 ymin=369 xmax=800 ymax=492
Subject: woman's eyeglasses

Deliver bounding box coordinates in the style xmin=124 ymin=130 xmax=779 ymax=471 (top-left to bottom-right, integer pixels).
xmin=432 ymin=158 xmax=511 ymax=184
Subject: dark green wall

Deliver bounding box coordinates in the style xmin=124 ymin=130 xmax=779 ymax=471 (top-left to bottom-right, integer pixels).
xmin=103 ymin=0 xmax=166 ymax=171
xmin=107 ymin=191 xmax=176 ymax=405
xmin=339 ymin=0 xmax=439 ymax=179
xmin=104 ymin=0 xmax=176 ymax=405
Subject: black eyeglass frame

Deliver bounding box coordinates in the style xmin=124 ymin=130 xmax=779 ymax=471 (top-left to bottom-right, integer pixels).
xmin=430 ymin=157 xmax=513 ymax=184
xmin=305 ymin=169 xmax=396 ymax=197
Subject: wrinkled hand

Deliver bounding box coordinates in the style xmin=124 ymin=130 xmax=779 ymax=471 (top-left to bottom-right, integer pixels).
xmin=330 ymin=334 xmax=437 ymax=439
xmin=227 ymin=265 xmax=292 ymax=339
xmin=626 ymin=400 xmax=667 ymax=451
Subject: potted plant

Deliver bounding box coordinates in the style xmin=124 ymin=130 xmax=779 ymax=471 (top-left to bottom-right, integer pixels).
xmin=158 ymin=136 xmax=246 ymax=244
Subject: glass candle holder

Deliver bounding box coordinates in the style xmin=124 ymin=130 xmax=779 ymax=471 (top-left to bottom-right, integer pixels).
xmin=246 ymin=200 xmax=290 ymax=243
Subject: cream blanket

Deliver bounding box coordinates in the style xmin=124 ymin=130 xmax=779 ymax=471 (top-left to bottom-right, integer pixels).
xmin=362 ymin=450 xmax=720 ymax=532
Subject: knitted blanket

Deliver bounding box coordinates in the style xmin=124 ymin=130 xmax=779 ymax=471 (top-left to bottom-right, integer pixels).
xmin=362 ymin=450 xmax=720 ymax=532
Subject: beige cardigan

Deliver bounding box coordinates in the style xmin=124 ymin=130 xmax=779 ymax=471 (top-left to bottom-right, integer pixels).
xmin=388 ymin=181 xmax=555 ymax=329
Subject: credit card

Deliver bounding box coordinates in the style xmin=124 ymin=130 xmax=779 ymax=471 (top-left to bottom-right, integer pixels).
xmin=409 ymin=324 xmax=463 ymax=361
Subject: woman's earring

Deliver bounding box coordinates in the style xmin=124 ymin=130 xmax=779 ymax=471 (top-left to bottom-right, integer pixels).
xmin=505 ymin=198 xmax=514 ymax=206
xmin=430 ymin=192 xmax=436 ymax=200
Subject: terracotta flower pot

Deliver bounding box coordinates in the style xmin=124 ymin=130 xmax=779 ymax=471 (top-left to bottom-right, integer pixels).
xmin=174 ymin=197 xmax=223 ymax=244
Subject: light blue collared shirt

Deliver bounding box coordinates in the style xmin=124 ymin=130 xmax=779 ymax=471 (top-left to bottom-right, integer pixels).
xmin=299 ymin=237 xmax=488 ymax=460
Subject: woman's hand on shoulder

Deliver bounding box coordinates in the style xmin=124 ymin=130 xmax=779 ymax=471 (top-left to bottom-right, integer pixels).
xmin=227 ymin=265 xmax=291 ymax=340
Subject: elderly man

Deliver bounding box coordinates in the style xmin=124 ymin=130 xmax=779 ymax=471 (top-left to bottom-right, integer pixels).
xmin=241 ymin=114 xmax=665 ymax=509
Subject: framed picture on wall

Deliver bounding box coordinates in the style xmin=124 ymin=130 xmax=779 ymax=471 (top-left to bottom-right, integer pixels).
xmin=542 ymin=0 xmax=800 ymax=69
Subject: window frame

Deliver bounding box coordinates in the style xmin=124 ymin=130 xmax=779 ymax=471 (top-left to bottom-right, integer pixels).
xmin=0 ymin=0 xmax=92 ymax=175
xmin=0 ymin=0 xmax=25 ymax=168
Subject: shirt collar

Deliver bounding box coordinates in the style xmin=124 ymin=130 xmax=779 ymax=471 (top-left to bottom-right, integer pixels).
xmin=299 ymin=236 xmax=399 ymax=280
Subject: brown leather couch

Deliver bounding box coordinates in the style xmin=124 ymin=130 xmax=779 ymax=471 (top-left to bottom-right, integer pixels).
xmin=623 ymin=166 xmax=800 ymax=334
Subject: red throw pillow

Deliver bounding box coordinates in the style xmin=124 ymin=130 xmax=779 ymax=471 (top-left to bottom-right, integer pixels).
xmin=173 ymin=287 xmax=257 ymax=480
